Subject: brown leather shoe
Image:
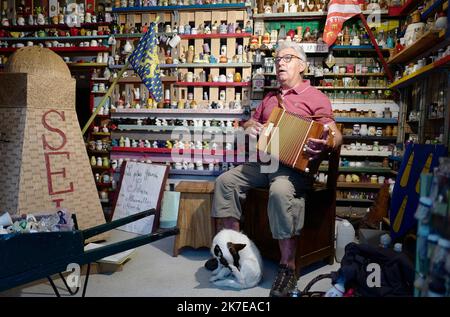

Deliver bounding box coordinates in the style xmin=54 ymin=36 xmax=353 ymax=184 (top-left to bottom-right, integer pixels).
xmin=270 ymin=264 xmax=298 ymax=297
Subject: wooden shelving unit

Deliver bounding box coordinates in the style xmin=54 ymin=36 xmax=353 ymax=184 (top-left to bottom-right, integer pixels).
xmin=67 ymin=62 xmax=108 ymax=68
xmin=0 ymin=22 xmax=110 ymax=31
xmin=388 ymin=0 xmax=419 ymax=16
xmin=0 ymin=35 xmax=109 ymax=41
xmin=0 ymin=46 xmax=111 ymax=53
xmin=111 ymin=147 xmax=236 ymax=156
xmin=319 ymin=166 xmax=393 ymax=173
xmin=389 ymin=55 xmax=450 ymax=89
xmin=252 ymin=9 xmax=388 ymax=20
xmin=180 ymin=33 xmax=251 ymax=39
xmin=387 ymin=29 xmax=446 ymax=65
xmin=335 ymin=117 xmax=398 ymax=124
xmin=175 ymin=82 xmax=251 ymax=87
xmin=111 ymin=3 xmax=249 ymax=13
xmin=337 ymin=182 xmax=383 ymax=189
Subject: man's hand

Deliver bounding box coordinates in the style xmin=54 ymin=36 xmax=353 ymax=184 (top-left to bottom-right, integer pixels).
xmin=244 ymin=119 xmax=264 ymax=138
xmin=305 ymin=125 xmax=335 ymax=160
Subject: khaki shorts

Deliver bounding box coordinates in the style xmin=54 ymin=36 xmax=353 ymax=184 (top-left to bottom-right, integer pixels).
xmin=212 ymin=163 xmax=313 ymax=239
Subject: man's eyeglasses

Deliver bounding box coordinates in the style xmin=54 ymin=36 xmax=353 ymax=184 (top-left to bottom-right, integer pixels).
xmin=274 ymin=54 xmax=303 ymax=64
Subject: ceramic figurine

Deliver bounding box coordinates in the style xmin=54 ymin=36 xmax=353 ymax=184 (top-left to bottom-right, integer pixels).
xmin=119 ymin=136 xmax=125 ymax=147
xmin=124 ymin=137 xmax=131 ymax=147
xmin=102 ymin=157 xmax=110 ymax=167
xmin=91 ymin=156 xmax=97 ymax=166
xmin=97 ymin=157 xmax=103 ymax=166
xmin=222 ymin=162 xmax=228 ymax=171
xmin=196 ymin=141 xmax=203 ymax=149
xmin=240 ymin=20 xmax=251 ymax=35
xmin=152 ymin=141 xmax=158 ymax=148
xmin=351 ymin=35 xmax=360 ymax=46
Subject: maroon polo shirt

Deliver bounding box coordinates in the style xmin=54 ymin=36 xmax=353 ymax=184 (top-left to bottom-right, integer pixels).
xmin=252 ymin=80 xmax=334 ymax=125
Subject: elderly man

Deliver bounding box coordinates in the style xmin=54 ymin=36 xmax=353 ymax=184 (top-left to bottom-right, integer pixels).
xmin=207 ymin=41 xmax=343 ymax=297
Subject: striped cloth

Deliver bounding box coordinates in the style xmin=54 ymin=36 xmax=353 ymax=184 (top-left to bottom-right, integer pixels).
xmin=323 ymin=0 xmax=362 ymax=46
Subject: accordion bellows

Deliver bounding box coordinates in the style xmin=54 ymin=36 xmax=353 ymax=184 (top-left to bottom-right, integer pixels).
xmin=257 ymin=107 xmax=325 ymax=173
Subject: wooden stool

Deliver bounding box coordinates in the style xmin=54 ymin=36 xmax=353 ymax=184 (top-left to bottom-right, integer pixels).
xmin=173 ymin=181 xmax=215 ymax=256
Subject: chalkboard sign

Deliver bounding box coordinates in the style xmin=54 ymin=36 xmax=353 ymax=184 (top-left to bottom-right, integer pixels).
xmin=111 ymin=161 xmax=169 ymax=234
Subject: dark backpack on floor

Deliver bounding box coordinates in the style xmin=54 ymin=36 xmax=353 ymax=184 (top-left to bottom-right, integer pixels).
xmin=332 ymin=242 xmax=415 ymax=297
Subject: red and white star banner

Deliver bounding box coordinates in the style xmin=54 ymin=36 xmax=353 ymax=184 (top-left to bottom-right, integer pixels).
xmin=323 ymin=0 xmax=362 ymax=46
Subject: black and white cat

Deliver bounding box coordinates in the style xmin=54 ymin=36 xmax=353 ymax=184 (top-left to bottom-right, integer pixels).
xmin=209 ymin=229 xmax=263 ymax=289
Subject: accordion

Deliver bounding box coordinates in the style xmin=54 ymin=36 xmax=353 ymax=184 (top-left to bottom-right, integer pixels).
xmin=257 ymin=106 xmax=326 ymax=174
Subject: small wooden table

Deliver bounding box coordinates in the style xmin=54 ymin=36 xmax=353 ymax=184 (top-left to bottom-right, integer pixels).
xmin=173 ymin=181 xmax=215 ymax=256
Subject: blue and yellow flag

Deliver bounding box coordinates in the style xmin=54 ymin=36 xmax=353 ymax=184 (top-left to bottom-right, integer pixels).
xmin=128 ymin=22 xmax=163 ymax=102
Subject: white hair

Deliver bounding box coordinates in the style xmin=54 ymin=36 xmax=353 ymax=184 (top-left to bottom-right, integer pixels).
xmin=275 ymin=41 xmax=307 ymax=62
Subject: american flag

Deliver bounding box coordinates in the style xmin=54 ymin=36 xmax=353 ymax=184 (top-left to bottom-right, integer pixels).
xmin=128 ymin=22 xmax=163 ymax=102
xmin=323 ymin=0 xmax=362 ymax=46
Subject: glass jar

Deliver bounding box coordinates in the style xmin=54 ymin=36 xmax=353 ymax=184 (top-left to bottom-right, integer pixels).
xmin=429 ymin=238 xmax=450 ymax=289
xmin=383 ymin=107 xmax=392 ymax=118
xmin=360 ymin=124 xmax=368 ymax=136
xmin=370 ymin=175 xmax=378 ymax=184
xmin=278 ymin=24 xmax=286 ymax=41
xmin=392 ymin=125 xmax=398 ymax=136
xmin=373 ymin=141 xmax=380 ymax=151
xmin=376 ymin=127 xmax=383 ymax=136
xmin=385 ymin=125 xmax=392 ymax=136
